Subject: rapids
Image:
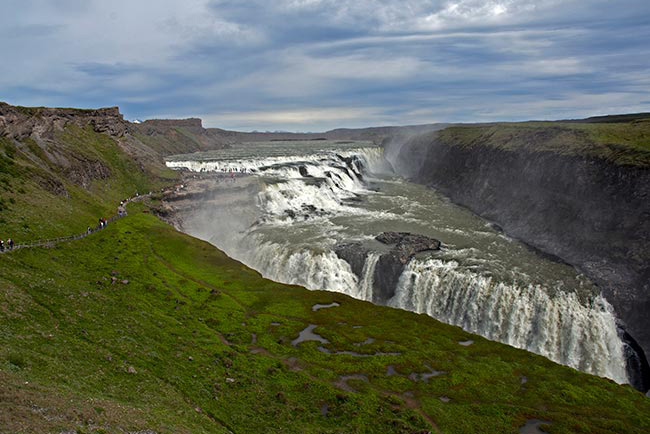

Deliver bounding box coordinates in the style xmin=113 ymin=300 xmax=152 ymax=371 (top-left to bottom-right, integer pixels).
xmin=166 ymin=140 xmax=629 ymax=384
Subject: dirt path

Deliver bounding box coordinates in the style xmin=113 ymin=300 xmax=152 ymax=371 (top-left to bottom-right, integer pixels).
xmin=0 ymin=192 xmax=153 ymax=255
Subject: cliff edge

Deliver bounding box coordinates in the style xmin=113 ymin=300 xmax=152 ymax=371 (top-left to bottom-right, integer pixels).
xmin=386 ymin=119 xmax=650 ymax=376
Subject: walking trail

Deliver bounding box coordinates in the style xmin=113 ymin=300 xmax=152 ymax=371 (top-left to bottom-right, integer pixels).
xmin=0 ymin=186 xmax=176 ymax=255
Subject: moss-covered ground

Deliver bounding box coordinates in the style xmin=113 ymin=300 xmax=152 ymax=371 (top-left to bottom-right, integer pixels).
xmin=436 ymin=119 xmax=650 ymax=167
xmin=1 ymin=201 xmax=649 ymax=433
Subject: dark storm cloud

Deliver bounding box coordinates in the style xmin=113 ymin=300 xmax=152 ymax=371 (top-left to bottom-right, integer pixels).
xmin=1 ymin=0 xmax=649 ymax=130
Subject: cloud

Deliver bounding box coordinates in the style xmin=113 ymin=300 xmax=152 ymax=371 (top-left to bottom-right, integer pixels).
xmin=1 ymin=0 xmax=649 ymax=130
xmin=200 ymin=107 xmax=385 ymax=130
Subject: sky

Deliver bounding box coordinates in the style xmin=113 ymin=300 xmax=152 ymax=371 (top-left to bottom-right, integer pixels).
xmin=1 ymin=0 xmax=649 ymax=131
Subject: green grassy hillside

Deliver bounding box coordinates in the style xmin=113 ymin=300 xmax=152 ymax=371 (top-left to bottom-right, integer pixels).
xmin=1 ymin=205 xmax=649 ymax=433
xmin=435 ymin=119 xmax=650 ymax=167
xmin=0 ymin=125 xmax=178 ymax=241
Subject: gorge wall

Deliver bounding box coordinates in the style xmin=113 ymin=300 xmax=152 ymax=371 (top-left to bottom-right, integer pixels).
xmin=385 ymin=123 xmax=650 ymax=383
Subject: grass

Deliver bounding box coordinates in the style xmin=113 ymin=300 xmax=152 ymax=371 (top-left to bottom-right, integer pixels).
xmin=436 ymin=119 xmax=650 ymax=167
xmin=1 ymin=205 xmax=649 ymax=433
xmin=7 ymin=104 xmax=98 ymax=117
xmin=0 ymin=125 xmax=178 ymax=241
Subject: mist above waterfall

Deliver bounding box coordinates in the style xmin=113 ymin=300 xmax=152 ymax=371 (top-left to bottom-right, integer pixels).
xmin=166 ymin=140 xmax=628 ymax=384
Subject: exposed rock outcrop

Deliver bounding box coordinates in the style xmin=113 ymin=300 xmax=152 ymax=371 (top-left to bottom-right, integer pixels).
xmin=0 ymin=102 xmax=128 ymax=140
xmin=0 ymin=103 xmax=128 ymax=190
xmin=375 ymin=232 xmax=441 ymax=264
xmin=0 ymin=102 xmax=235 ymax=195
xmin=335 ymin=232 xmax=441 ymax=304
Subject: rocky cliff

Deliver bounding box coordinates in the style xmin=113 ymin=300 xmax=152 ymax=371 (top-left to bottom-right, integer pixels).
xmin=385 ymin=120 xmax=650 ymax=373
xmin=0 ymin=102 xmax=128 ymax=140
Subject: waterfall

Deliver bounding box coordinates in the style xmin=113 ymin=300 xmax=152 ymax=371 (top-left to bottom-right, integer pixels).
xmin=242 ymin=238 xmax=361 ymax=297
xmin=170 ymin=142 xmax=631 ymax=385
xmin=166 ymin=147 xmax=387 ymax=176
xmin=388 ymin=258 xmax=627 ymax=383
xmin=358 ymin=253 xmax=381 ymax=301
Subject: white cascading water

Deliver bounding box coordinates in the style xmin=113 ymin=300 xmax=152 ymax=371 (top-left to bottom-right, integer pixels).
xmin=167 ymin=144 xmax=628 ymax=384
xmin=389 ymin=258 xmax=628 ymax=382
xmin=167 ymin=147 xmax=388 ymax=177
xmin=358 ymin=252 xmax=381 ymax=301
xmin=243 ymin=237 xmax=361 ymax=297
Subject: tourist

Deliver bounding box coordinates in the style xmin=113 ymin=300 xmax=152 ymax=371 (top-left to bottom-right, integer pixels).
xmin=0 ymin=240 xmax=4 ymax=252
xmin=8 ymin=238 xmax=14 ymax=250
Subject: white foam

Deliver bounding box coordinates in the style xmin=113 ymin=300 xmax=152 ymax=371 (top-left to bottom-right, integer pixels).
xmin=389 ymin=258 xmax=627 ymax=383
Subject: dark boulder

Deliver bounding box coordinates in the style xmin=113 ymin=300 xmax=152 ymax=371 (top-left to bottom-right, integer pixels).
xmin=335 ymin=232 xmax=441 ymax=304
xmin=299 ymin=166 xmax=311 ymax=177
xmin=376 ymin=231 xmax=441 ymax=264
xmin=619 ymin=325 xmax=650 ymax=393
xmin=372 ymin=232 xmax=441 ymax=303
xmin=373 ymin=254 xmax=407 ymax=304
xmin=334 ymin=242 xmax=369 ymax=278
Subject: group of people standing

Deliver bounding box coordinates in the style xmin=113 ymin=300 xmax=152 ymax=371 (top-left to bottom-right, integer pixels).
xmin=211 ymin=167 xmax=248 ymax=183
xmin=0 ymin=238 xmax=15 ymax=252
xmin=217 ymin=167 xmax=249 ymax=176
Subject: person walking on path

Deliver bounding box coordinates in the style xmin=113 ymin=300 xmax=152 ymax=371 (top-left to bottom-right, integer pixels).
xmin=7 ymin=238 xmax=14 ymax=250
xmin=0 ymin=240 xmax=4 ymax=252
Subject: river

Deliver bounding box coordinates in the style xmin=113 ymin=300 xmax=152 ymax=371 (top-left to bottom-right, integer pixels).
xmin=166 ymin=140 xmax=628 ymax=384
